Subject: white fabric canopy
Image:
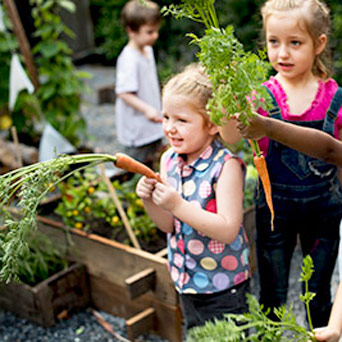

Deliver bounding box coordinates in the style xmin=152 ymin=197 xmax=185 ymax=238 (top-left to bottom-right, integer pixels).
xmin=39 ymin=123 xmax=76 ymax=162
xmin=9 ymin=54 xmax=34 ymax=110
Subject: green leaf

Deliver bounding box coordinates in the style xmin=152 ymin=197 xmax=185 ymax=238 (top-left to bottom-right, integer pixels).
xmin=59 ymin=0 xmax=76 ymax=13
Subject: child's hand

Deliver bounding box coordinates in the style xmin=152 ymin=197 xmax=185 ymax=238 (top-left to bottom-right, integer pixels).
xmin=235 ymin=112 xmax=268 ymax=140
xmin=144 ymin=105 xmax=163 ymax=123
xmin=152 ymin=181 xmax=182 ymax=212
xmin=136 ymin=176 xmax=157 ymax=199
xmin=313 ymin=326 xmax=341 ymax=342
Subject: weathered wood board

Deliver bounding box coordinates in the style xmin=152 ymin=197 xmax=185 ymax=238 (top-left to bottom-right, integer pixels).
xmin=37 ymin=216 xmax=182 ymax=342
xmin=0 ymin=263 xmax=90 ymax=327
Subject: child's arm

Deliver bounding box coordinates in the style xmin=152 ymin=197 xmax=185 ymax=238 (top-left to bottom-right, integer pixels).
xmin=117 ymin=92 xmax=162 ymax=122
xmin=236 ymin=113 xmax=342 ymax=167
xmin=314 ymin=281 xmax=342 ymax=342
xmin=151 ymin=158 xmax=244 ymax=244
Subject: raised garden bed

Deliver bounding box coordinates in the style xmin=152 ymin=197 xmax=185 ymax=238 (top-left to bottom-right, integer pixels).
xmin=34 ymin=204 xmax=256 ymax=342
xmin=36 ymin=215 xmax=182 ymax=342
xmin=0 ymin=262 xmax=90 ymax=327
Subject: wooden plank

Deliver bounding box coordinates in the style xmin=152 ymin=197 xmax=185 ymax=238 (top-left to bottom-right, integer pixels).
xmin=154 ymin=247 xmax=168 ymax=258
xmin=34 ymin=282 xmax=55 ymax=327
xmin=126 ymin=307 xmax=155 ymax=341
xmin=44 ymin=263 xmax=90 ymax=318
xmin=0 ymin=282 xmax=38 ymax=321
xmin=37 ymin=218 xmax=178 ymax=306
xmin=125 ymin=267 xmax=156 ymax=300
xmin=0 ymin=263 xmax=89 ymax=327
xmin=89 ymin=275 xmax=182 ymax=342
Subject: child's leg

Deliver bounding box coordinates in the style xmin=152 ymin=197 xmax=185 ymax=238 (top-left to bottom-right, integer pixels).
xmin=179 ymin=280 xmax=250 ymax=331
xmin=300 ymin=215 xmax=341 ymax=328
xmin=255 ymin=205 xmax=297 ymax=317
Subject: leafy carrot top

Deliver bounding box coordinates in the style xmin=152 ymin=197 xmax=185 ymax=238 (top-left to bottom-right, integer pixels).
xmin=162 ymin=0 xmax=271 ymax=127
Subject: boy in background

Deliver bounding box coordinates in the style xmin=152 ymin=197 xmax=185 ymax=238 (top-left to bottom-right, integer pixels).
xmin=115 ymin=0 xmax=164 ymax=164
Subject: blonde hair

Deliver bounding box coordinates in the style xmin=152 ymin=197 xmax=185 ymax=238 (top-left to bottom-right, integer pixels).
xmin=162 ymin=64 xmax=212 ymax=123
xmin=261 ymin=0 xmax=331 ymax=79
xmin=120 ymin=0 xmax=161 ymax=32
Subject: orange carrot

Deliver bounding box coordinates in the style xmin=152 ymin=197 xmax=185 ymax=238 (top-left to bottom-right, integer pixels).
xmin=114 ymin=153 xmax=162 ymax=182
xmin=253 ymin=155 xmax=274 ymax=231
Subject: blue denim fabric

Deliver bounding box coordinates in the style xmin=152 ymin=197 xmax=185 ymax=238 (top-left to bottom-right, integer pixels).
xmin=255 ymin=87 xmax=342 ymax=328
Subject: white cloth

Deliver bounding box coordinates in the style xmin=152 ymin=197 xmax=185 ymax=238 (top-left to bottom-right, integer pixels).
xmin=39 ymin=123 xmax=76 ymax=162
xmin=0 ymin=5 xmax=5 ymax=32
xmin=9 ymin=54 xmax=34 ymax=110
xmin=115 ymin=45 xmax=163 ymax=147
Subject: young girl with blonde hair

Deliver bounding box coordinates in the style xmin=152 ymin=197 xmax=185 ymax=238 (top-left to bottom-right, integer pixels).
xmin=221 ymin=0 xmax=342 ymax=329
xmin=136 ymin=64 xmax=251 ymax=331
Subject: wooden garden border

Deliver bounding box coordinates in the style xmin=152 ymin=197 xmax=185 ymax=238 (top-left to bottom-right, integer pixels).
xmin=0 ymin=263 xmax=90 ymax=327
xmin=36 ymin=215 xmax=182 ymax=342
xmin=35 ymin=206 xmax=256 ymax=341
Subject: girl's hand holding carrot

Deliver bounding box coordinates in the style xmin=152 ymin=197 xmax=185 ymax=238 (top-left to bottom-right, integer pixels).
xmin=136 ymin=176 xmax=158 ymax=200
xmin=151 ymin=181 xmax=183 ymax=213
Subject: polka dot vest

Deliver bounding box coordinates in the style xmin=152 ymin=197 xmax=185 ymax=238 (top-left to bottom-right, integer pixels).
xmin=165 ymin=140 xmax=251 ymax=294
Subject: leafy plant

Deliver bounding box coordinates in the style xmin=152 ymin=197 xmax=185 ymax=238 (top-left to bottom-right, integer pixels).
xmin=0 ymin=153 xmax=117 ymax=283
xmin=0 ymin=1 xmax=91 ymax=145
xmin=54 ymin=170 xmax=159 ymax=244
xmin=113 ymin=175 xmax=159 ymax=244
xmin=186 ymin=255 xmax=317 ymax=342
xmin=162 ymin=0 xmax=271 ymax=127
xmin=28 ymin=0 xmax=91 ymax=146
xmin=0 ymin=229 xmax=68 ymax=286
xmin=90 ymin=0 xmax=127 ymax=62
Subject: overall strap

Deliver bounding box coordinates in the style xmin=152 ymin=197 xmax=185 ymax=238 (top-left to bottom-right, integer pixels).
xmin=323 ymin=87 xmax=342 ymax=135
xmin=263 ymin=85 xmax=282 ymax=119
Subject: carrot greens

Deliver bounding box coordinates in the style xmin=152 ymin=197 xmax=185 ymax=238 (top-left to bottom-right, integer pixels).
xmin=0 ymin=154 xmax=117 ymax=283
xmin=186 ymin=255 xmax=318 ymax=342
xmin=162 ymin=0 xmax=271 ymax=126
xmin=162 ymin=0 xmax=275 ymax=227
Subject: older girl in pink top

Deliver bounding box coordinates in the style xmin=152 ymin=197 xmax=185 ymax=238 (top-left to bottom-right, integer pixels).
xmin=220 ymin=0 xmax=342 ymax=329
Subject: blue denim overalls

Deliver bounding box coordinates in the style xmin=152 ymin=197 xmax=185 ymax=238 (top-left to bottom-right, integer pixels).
xmin=255 ymin=87 xmax=342 ymax=327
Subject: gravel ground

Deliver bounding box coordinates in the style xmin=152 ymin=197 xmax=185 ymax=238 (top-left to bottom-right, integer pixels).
xmin=0 ymin=65 xmax=340 ymax=342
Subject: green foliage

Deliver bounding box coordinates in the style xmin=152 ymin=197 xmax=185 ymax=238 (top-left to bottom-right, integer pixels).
xmin=163 ymin=0 xmax=271 ymax=159
xmin=55 ymin=170 xmax=159 ymax=244
xmin=189 ymin=26 xmax=271 ymax=126
xmin=0 ymin=229 xmax=68 ymax=286
xmin=113 ymin=175 xmax=159 ymax=243
xmin=90 ymin=0 xmax=127 ymax=61
xmin=89 ymin=0 xmax=263 ymax=84
xmin=186 ymin=255 xmax=317 ymax=342
xmin=0 ymin=30 xmax=16 ymax=114
xmin=28 ymin=0 xmax=91 ymax=146
xmin=0 ymin=153 xmax=117 ymax=283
